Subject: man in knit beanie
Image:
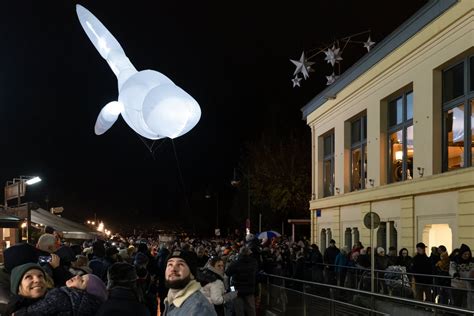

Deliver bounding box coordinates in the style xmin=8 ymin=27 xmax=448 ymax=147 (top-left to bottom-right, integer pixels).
xmin=163 ymin=250 xmax=216 ymax=315
xmin=96 ymin=262 xmax=150 ymax=316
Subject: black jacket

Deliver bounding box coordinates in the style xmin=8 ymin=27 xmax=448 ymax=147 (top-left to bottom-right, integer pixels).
xmin=225 ymin=255 xmax=258 ymax=296
xmin=324 ymin=246 xmax=340 ymax=269
xmin=310 ymin=249 xmax=323 ymax=268
xmin=411 ymin=254 xmax=433 ymax=285
xmin=96 ymin=287 xmax=150 ymax=316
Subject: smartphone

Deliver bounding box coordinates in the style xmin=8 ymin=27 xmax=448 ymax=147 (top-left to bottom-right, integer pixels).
xmin=38 ymin=256 xmax=52 ymax=263
xmin=230 ymin=286 xmax=235 ymax=292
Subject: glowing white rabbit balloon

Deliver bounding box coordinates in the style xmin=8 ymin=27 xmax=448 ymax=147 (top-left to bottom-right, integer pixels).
xmin=76 ymin=5 xmax=201 ymax=140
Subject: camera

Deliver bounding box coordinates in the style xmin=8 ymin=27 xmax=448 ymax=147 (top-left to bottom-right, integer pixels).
xmin=38 ymin=256 xmax=52 ymax=263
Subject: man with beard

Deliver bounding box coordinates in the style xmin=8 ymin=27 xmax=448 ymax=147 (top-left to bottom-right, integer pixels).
xmin=163 ymin=250 xmax=216 ymax=316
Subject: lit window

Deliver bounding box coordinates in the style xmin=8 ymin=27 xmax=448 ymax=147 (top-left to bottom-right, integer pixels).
xmin=442 ymin=56 xmax=474 ymax=171
xmin=388 ymin=92 xmax=414 ymax=182
xmin=322 ymin=132 xmax=335 ymax=197
xmin=350 ymin=115 xmax=367 ymax=191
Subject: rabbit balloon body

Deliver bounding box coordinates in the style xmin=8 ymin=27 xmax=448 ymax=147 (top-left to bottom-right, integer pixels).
xmin=76 ymin=5 xmax=201 ymax=140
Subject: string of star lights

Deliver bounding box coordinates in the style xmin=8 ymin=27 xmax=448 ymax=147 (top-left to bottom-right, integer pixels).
xmin=290 ymin=30 xmax=375 ymax=88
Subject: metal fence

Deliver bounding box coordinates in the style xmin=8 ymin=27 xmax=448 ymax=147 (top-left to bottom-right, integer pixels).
xmin=259 ymin=273 xmax=474 ymax=316
xmin=283 ymin=262 xmax=473 ymax=306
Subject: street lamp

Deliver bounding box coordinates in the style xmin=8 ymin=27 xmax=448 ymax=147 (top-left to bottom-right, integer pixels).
xmin=205 ymin=191 xmax=219 ymax=234
xmin=4 ymin=175 xmax=42 ymax=208
xmin=231 ymin=167 xmax=251 ymax=232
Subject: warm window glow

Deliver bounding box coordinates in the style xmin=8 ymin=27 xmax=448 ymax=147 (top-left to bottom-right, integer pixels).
xmin=445 ymin=104 xmax=465 ymax=170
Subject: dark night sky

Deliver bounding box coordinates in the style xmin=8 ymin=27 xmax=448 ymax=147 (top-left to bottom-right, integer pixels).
xmin=0 ymin=1 xmax=427 ymax=232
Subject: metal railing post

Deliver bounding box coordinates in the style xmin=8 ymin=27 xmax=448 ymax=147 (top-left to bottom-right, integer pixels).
xmin=266 ymin=275 xmax=270 ymax=306
xmin=302 ymin=280 xmax=307 ymax=316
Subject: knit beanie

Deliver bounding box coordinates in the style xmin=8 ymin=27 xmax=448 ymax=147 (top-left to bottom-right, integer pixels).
xmin=377 ymin=247 xmax=385 ymax=254
xmin=166 ymin=250 xmax=198 ymax=277
xmin=69 ymin=244 xmax=82 ymax=256
xmin=107 ymin=262 xmax=138 ymax=289
xmin=134 ymin=252 xmax=149 ymax=266
xmin=10 ymin=263 xmax=45 ymax=294
xmin=85 ymin=274 xmax=107 ymax=302
xmin=105 ymin=247 xmax=119 ymax=258
xmin=4 ymin=243 xmax=39 ymax=273
xmin=55 ymin=246 xmax=76 ymax=265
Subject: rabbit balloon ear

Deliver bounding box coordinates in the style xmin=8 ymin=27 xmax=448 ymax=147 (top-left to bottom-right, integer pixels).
xmin=76 ymin=4 xmax=137 ymax=83
xmin=94 ymin=101 xmax=123 ymax=135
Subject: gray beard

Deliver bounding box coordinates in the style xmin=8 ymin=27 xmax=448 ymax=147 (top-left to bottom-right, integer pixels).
xmin=165 ymin=275 xmax=191 ymax=289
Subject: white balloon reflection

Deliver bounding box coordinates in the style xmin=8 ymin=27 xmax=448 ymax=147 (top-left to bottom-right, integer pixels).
xmin=76 ymin=5 xmax=201 ymax=140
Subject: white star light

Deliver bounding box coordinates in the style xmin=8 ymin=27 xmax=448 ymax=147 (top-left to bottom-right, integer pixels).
xmin=324 ymin=46 xmax=343 ymax=67
xmin=326 ymin=72 xmax=339 ymax=85
xmin=292 ymin=75 xmax=302 ymax=88
xmin=363 ymin=36 xmax=375 ymax=52
xmin=290 ymin=51 xmax=315 ymax=79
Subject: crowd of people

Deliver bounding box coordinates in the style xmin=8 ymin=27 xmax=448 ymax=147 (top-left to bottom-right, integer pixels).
xmin=254 ymin=237 xmax=474 ymax=311
xmin=0 ymin=228 xmax=472 ymax=315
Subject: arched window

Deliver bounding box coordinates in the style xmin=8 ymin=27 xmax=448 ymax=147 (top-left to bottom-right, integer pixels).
xmin=326 ymin=228 xmax=332 ymax=247
xmin=320 ymin=229 xmax=327 ymax=253
xmin=389 ymin=221 xmax=398 ymax=250
xmin=353 ymin=227 xmax=360 ymax=245
xmin=377 ymin=222 xmax=387 ymax=250
xmin=344 ymin=227 xmax=352 ymax=248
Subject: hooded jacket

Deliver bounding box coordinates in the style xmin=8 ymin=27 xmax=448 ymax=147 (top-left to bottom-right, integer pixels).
xmin=449 ymin=244 xmax=474 ymax=289
xmin=199 ymin=265 xmax=236 ymax=316
xmin=225 ymin=254 xmax=258 ymax=296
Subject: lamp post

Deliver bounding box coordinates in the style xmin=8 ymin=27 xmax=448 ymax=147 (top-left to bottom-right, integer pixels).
xmin=205 ymin=192 xmax=219 ymax=234
xmin=231 ymin=167 xmax=251 ymax=233
xmin=4 ymin=176 xmax=42 ymax=244
xmin=4 ymin=176 xmax=42 ymax=208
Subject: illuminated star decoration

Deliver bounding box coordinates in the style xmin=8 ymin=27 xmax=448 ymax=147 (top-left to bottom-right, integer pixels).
xmin=326 ymin=72 xmax=339 ymax=85
xmin=324 ymin=46 xmax=343 ymax=67
xmin=290 ymin=52 xmax=315 ymax=80
xmin=292 ymin=75 xmax=302 ymax=87
xmin=363 ymin=36 xmax=375 ymax=52
xmin=290 ymin=31 xmax=373 ymax=88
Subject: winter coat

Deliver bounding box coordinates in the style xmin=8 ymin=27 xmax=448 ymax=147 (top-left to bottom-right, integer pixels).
xmin=411 ymin=254 xmax=433 ymax=285
xmin=310 ymin=249 xmax=323 ymax=269
xmin=225 ymin=254 xmax=258 ymax=296
xmin=396 ymin=255 xmax=412 ymax=270
xmin=334 ymin=253 xmax=348 ymax=273
xmin=163 ymin=280 xmax=216 ymax=316
xmin=0 ymin=268 xmax=12 ymax=315
xmin=13 ymin=286 xmax=103 ymax=316
xmin=293 ymin=255 xmax=305 ymax=280
xmin=198 ymin=266 xmax=235 ymax=316
xmin=449 ymin=259 xmax=474 ymax=289
xmin=95 ymin=286 xmax=150 ymax=316
xmin=4 ymin=295 xmax=42 ymax=316
xmin=375 ymin=255 xmax=390 ymax=271
xmin=324 ymin=246 xmax=340 ymax=269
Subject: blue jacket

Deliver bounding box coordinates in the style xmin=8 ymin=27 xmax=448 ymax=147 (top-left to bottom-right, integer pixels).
xmin=163 ymin=280 xmax=216 ymax=316
xmin=334 ymin=253 xmax=348 ymax=273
